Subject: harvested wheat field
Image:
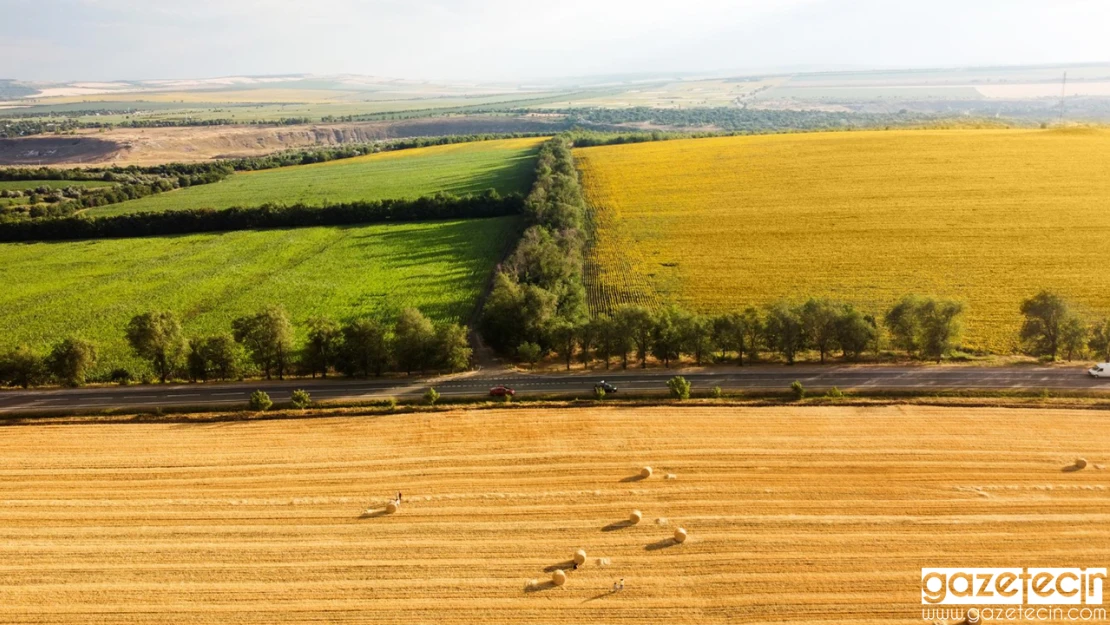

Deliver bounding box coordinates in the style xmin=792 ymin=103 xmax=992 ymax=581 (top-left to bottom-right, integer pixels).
xmin=0 ymin=406 xmax=1107 ymax=624
xmin=576 ymin=129 xmax=1110 ymax=352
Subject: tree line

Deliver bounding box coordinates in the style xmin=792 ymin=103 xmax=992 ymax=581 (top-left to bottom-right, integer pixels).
xmin=0 ymin=307 xmax=471 ymax=389
xmin=504 ymin=291 xmax=1110 ymax=370
xmin=0 ymin=192 xmax=522 ymax=242
xmin=479 ymin=137 xmax=591 ymax=354
xmin=0 ymin=132 xmax=550 ymax=221
xmin=557 ymin=107 xmax=938 ymax=134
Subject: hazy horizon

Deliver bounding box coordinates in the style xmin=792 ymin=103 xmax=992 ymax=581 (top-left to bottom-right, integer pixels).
xmin=2 ymin=0 xmax=1108 ymax=83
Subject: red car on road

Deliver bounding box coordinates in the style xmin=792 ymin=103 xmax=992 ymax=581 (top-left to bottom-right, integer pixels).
xmin=489 ymin=385 xmax=516 ymax=397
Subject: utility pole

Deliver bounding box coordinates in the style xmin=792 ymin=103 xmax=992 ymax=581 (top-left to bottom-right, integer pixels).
xmin=1059 ymin=71 xmax=1067 ymax=121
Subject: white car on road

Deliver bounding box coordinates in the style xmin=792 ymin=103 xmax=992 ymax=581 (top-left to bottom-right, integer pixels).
xmin=1089 ymin=364 xmax=1110 ymax=378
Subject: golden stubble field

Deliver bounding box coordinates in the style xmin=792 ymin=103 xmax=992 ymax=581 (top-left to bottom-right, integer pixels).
xmin=576 ymin=128 xmax=1110 ymax=353
xmin=1 ymin=406 xmax=1108 ymax=623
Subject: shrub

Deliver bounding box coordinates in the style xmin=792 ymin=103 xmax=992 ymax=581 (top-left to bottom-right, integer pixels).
xmin=593 ymin=385 xmax=606 ymax=400
xmin=517 ymin=341 xmax=542 ymax=368
xmin=110 ymin=368 xmax=133 ymax=386
xmin=791 ymin=380 xmax=806 ymax=400
xmin=826 ymin=386 xmax=844 ymax=399
xmin=424 ymin=387 xmax=441 ymax=405
xmin=711 ymin=385 xmax=723 ymax=398
xmin=667 ymin=376 xmax=691 ymax=400
xmin=290 ymin=389 xmax=311 ymax=409
xmin=249 ymin=390 xmax=273 ymax=411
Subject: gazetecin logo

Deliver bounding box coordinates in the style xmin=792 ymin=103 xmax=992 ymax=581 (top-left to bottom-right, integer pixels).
xmin=921 ymin=568 xmax=1107 ymax=622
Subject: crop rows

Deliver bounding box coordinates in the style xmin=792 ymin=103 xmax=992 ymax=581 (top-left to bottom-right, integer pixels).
xmin=90 ymin=137 xmax=544 ymax=216
xmin=0 ymin=217 xmax=519 ymax=376
xmin=576 ymin=129 xmax=1110 ymax=352
xmin=0 ymin=406 xmax=1106 ymax=624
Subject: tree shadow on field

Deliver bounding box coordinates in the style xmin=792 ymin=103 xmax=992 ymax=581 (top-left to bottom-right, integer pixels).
xmin=359 ymin=508 xmax=390 ymax=519
xmin=543 ymin=560 xmax=575 ymax=573
xmin=619 ymin=474 xmax=647 ymax=483
xmin=602 ymin=519 xmax=635 ymax=532
xmin=524 ymin=580 xmax=557 ymax=593
xmin=645 ymin=538 xmax=678 ymax=551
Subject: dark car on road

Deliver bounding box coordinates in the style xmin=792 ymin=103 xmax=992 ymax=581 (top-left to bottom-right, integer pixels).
xmin=595 ymin=381 xmax=618 ymax=393
xmin=489 ymin=385 xmax=516 ymax=397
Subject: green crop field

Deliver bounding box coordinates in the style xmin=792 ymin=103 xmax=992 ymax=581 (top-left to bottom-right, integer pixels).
xmin=0 ymin=217 xmax=518 ymax=377
xmin=87 ymin=138 xmax=544 ymax=216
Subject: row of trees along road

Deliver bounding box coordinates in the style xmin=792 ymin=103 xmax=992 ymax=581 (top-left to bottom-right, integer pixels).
xmin=514 ymin=291 xmax=1110 ymax=370
xmin=0 ymin=307 xmax=470 ymax=388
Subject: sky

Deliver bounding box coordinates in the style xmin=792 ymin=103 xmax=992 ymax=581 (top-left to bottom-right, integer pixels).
xmin=1 ymin=0 xmax=1108 ymax=82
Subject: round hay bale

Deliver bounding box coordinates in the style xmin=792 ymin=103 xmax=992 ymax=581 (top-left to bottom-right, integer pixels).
xmin=552 ymin=569 xmax=567 ymax=586
xmin=640 ymin=466 xmax=653 ymax=479
xmin=385 ymin=501 xmax=399 ymax=514
xmin=573 ymin=549 xmax=587 ymax=565
xmin=629 ymin=509 xmax=642 ymax=525
xmin=674 ymin=527 xmax=688 ymax=543
xmin=1076 ymin=457 xmax=1088 ymax=469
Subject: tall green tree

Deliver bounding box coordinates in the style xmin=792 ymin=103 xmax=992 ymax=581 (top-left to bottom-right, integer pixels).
xmin=0 ymin=346 xmax=45 ymax=389
xmin=1089 ymin=319 xmax=1110 ymax=362
xmin=46 ymin=338 xmax=97 ymax=387
xmin=885 ymin=295 xmax=924 ymax=357
xmin=303 ymin=317 xmax=341 ymax=378
xmin=835 ymin=306 xmax=878 ymax=361
xmin=651 ymin=306 xmax=687 ymax=368
xmin=196 ymin=334 xmax=244 ymax=381
xmin=918 ymin=299 xmax=964 ymax=363
xmin=1061 ymin=315 xmax=1089 ymax=362
xmin=232 ymin=307 xmax=294 ymax=379
xmin=393 ymin=308 xmax=436 ymax=374
xmin=764 ymin=303 xmax=807 ymax=365
xmin=740 ymin=307 xmax=764 ymax=364
xmin=548 ymin=320 xmax=578 ymax=371
xmin=800 ymin=298 xmax=842 ymax=364
xmin=186 ymin=340 xmax=208 ymax=382
xmin=434 ymin=322 xmax=472 ymax=372
xmin=592 ymin=314 xmax=623 ymax=370
xmin=126 ymin=311 xmax=187 ymax=383
xmin=616 ymin=305 xmax=654 ymax=368
xmin=1019 ymin=291 xmax=1073 ymax=360
xmin=577 ymin=318 xmax=598 ymax=369
xmin=339 ymin=318 xmax=391 ymax=377
xmin=683 ymin=314 xmax=714 ymax=366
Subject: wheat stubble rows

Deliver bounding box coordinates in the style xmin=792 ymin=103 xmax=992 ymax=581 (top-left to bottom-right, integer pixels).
xmin=0 ymin=406 xmax=1107 ymax=624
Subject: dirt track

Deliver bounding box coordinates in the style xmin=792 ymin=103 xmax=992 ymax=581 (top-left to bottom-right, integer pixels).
xmin=0 ymin=406 xmax=1106 ymax=623
xmin=0 ymin=116 xmax=569 ymax=166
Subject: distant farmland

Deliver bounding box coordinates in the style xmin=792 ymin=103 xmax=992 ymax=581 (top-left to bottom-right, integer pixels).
xmin=576 ymin=129 xmax=1110 ymax=352
xmin=0 ymin=217 xmax=518 ymax=376
xmin=0 ymin=180 xmax=113 ymax=191
xmin=90 ymin=138 xmax=544 ymax=216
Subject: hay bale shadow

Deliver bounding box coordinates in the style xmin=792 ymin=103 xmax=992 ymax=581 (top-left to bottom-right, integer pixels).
xmin=1062 ymin=464 xmax=1084 ymax=473
xmin=645 ymin=538 xmax=678 ymax=551
xmin=543 ymin=560 xmax=575 ymax=573
xmin=620 ymin=474 xmax=647 ymax=483
xmin=582 ymin=590 xmax=615 ymax=603
xmin=602 ymin=520 xmax=634 ymax=532
xmin=524 ymin=580 xmax=557 ymax=593
xmin=359 ymin=508 xmax=390 ymax=519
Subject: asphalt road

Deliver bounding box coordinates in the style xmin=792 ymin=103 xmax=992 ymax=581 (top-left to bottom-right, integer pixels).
xmin=0 ymin=366 xmax=1107 ymax=415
